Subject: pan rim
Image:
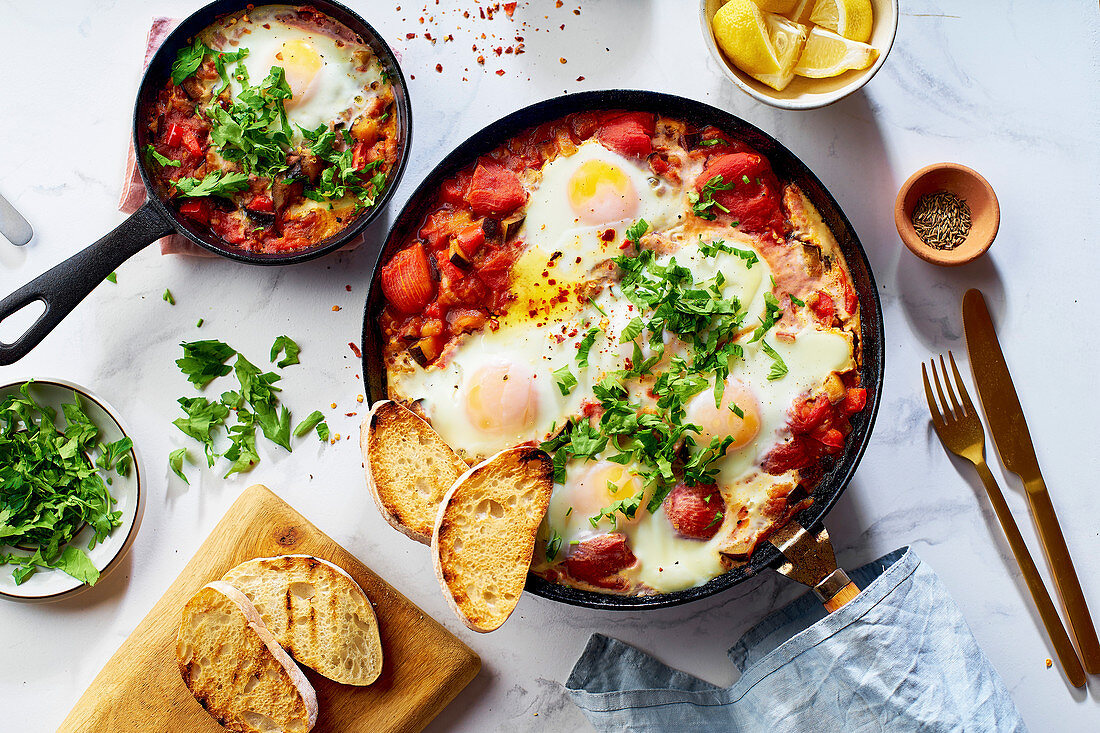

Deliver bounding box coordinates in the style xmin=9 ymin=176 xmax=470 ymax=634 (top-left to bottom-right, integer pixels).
xmin=360 ymin=89 xmax=885 ymax=610
xmin=130 ymin=0 xmax=413 ymax=266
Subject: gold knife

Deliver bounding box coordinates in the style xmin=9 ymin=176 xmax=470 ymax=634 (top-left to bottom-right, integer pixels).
xmin=963 ymin=288 xmax=1100 ymax=674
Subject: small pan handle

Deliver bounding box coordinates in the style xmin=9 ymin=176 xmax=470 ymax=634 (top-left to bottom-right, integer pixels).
xmin=0 ymin=199 xmax=174 ymax=366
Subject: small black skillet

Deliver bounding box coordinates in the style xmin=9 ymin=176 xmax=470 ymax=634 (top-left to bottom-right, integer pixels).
xmin=360 ymin=90 xmax=885 ymax=610
xmin=0 ymin=0 xmax=411 ymax=366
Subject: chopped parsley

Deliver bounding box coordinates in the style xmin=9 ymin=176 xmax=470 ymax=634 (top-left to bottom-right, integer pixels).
xmin=698 ymin=138 xmax=726 ymax=147
xmin=790 ymin=294 xmax=806 ymax=307
xmin=105 ymin=272 xmax=117 ymax=284
xmin=144 ymin=144 xmax=180 ymax=168
xmin=0 ymin=383 xmax=127 ymax=585
xmin=624 ymin=218 xmax=649 ymax=245
xmin=204 ymin=66 xmax=294 ymax=179
xmin=589 ymin=487 xmax=645 ymax=529
xmin=270 ymin=335 xmax=301 ymax=368
xmin=545 ymin=528 xmax=563 ymax=561
xmin=174 ymin=170 xmax=250 ymax=199
xmin=162 ymin=289 xmax=175 ymax=305
xmin=176 ymin=339 xmax=236 ymax=388
xmin=761 ymin=340 xmax=789 ymax=381
xmin=168 ymin=447 xmax=189 ymax=485
xmin=553 ymin=365 xmax=577 ymax=396
xmin=688 ymin=175 xmax=735 ymax=220
xmin=292 ymin=411 xmax=325 ymax=438
xmin=575 ymin=328 xmax=600 ymax=369
xmin=299 ymin=123 xmax=387 ymax=210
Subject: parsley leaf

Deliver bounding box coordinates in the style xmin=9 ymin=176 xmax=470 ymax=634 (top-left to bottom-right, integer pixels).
xmin=624 ymin=218 xmax=649 ymax=244
xmin=589 ymin=488 xmax=645 ymax=529
xmin=234 ymin=354 xmax=291 ymax=451
xmin=174 ymin=170 xmax=251 ymax=199
xmin=144 ymin=144 xmax=181 ymax=168
xmin=575 ymin=328 xmax=600 ymax=368
xmin=750 ymin=291 xmax=783 ymax=343
xmin=270 ymin=335 xmax=301 ymax=368
xmin=698 ymin=138 xmax=726 ymax=147
xmin=315 ymin=421 xmax=330 ymax=442
xmin=163 ymin=289 xmax=175 ymax=305
xmin=619 ymin=317 xmax=644 ymax=344
xmin=168 ymin=448 xmax=190 ymax=484
xmin=761 ymin=340 xmax=788 ymax=380
xmin=176 ymin=340 xmax=236 ymax=388
xmin=553 ymin=365 xmax=577 ymax=396
xmin=689 ymin=175 xmax=735 ymax=220
xmin=790 ymin=294 xmax=805 ymax=307
xmin=172 ymin=397 xmax=230 ymax=466
xmin=292 ymin=411 xmax=325 ymax=438
xmin=106 ymin=272 xmax=117 ymax=284
xmin=171 ymin=39 xmax=207 ymax=85
xmin=545 ymin=528 xmax=563 ymax=561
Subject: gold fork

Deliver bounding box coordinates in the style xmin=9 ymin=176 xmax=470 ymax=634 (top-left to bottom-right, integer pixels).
xmin=923 ymin=352 xmax=1085 ymax=688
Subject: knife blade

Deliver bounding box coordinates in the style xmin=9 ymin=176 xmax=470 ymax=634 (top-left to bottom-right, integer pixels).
xmin=0 ymin=190 xmax=33 ymax=246
xmin=963 ymin=288 xmax=1100 ymax=673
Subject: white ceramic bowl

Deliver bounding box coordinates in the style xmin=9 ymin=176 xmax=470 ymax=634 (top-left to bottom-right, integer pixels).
xmin=0 ymin=379 xmax=145 ymax=603
xmin=700 ymin=0 xmax=899 ymax=110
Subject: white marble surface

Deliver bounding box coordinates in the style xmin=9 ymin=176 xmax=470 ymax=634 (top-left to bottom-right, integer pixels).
xmin=1 ymin=0 xmax=1099 ymax=730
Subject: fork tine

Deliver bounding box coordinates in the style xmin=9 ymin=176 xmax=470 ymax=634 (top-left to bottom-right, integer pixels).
xmin=939 ymin=354 xmax=962 ymax=414
xmin=922 ymin=362 xmax=944 ymax=429
xmin=948 ymin=351 xmax=976 ymax=415
xmin=929 ymin=357 xmax=953 ymax=421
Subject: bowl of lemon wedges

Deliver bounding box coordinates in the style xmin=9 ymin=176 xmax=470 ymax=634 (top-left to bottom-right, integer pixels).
xmin=701 ymin=0 xmax=898 ymax=109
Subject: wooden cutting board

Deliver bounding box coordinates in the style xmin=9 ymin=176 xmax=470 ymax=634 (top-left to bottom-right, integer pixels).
xmin=60 ymin=484 xmax=480 ymax=733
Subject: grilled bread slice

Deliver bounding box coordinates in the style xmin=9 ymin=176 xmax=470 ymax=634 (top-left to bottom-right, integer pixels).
xmin=176 ymin=581 xmax=318 ymax=733
xmin=222 ymin=555 xmax=383 ymax=686
xmin=363 ymin=400 xmax=469 ymax=544
xmin=432 ymin=446 xmax=553 ymax=632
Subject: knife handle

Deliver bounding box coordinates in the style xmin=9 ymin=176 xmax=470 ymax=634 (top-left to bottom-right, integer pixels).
xmin=974 ymin=462 xmax=1085 ymax=687
xmin=1024 ymin=476 xmax=1100 ymax=674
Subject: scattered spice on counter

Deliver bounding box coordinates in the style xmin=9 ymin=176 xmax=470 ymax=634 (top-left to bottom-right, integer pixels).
xmin=345 ymin=284 xmax=352 ymax=292
xmin=331 ymin=402 xmax=338 ymax=409
xmin=348 ymin=342 xmax=362 ymax=358
xmin=911 ymin=190 xmax=971 ymax=250
xmin=1046 ymin=659 xmax=1053 ymax=668
xmin=356 ymin=394 xmax=364 ymax=403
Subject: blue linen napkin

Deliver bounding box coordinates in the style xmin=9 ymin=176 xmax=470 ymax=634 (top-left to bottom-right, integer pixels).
xmin=565 ymin=547 xmax=1026 ymax=732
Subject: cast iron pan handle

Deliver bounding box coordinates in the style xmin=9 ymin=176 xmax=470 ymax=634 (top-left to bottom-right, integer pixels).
xmin=0 ymin=199 xmax=174 ymax=366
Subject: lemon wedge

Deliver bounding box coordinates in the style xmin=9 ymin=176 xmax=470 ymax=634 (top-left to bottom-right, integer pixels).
xmin=750 ymin=0 xmax=798 ymax=12
xmin=808 ymin=0 xmax=874 ymax=43
xmin=713 ymin=0 xmax=808 ymax=91
xmin=794 ymin=26 xmax=878 ymax=78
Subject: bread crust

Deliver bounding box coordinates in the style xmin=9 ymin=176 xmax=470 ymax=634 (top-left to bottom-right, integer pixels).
xmin=431 ymin=446 xmax=553 ymax=632
xmin=222 ymin=555 xmax=383 ymax=686
xmin=175 ymin=581 xmax=318 ymax=733
xmin=362 ymin=400 xmax=470 ymax=543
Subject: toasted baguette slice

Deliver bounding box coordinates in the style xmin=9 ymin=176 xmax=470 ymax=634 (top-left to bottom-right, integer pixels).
xmin=363 ymin=400 xmax=469 ymax=544
xmin=176 ymin=581 xmax=318 ymax=733
xmin=222 ymin=555 xmax=383 ymax=686
xmin=432 ymin=446 xmax=553 ymax=632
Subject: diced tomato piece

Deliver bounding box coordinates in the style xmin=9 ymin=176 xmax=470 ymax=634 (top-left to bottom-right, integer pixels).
xmin=841 ymin=277 xmax=858 ymax=316
xmin=762 ymin=437 xmax=820 ymax=474
xmin=464 ymin=160 xmax=527 ymax=217
xmin=164 ymin=123 xmax=184 ymax=148
xmin=178 ymin=199 xmax=211 ymax=225
xmin=246 ymin=195 xmax=274 ymax=213
xmin=695 ymin=153 xmax=784 ymax=235
xmin=841 ymin=387 xmax=867 ymax=416
xmin=351 ymin=142 xmax=370 ymax=170
xmin=566 ymin=533 xmax=636 ymax=587
xmin=665 ymin=482 xmax=725 ymax=540
xmin=381 ymin=243 xmax=436 ymax=314
xmin=182 ymin=131 xmax=203 ymax=157
xmin=789 ymin=395 xmax=832 ymax=434
xmin=439 ymin=172 xmax=471 ymax=205
xmin=597 ymin=112 xmax=655 ymax=158
xmin=815 ymin=427 xmax=845 ymax=454
xmin=810 ymin=291 xmax=836 ymax=323
xmin=454 ymin=223 xmax=486 ymax=255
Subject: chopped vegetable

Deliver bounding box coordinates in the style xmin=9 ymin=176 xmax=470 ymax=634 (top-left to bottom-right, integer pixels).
xmin=270 ymin=335 xmax=300 ymax=368
xmin=0 ymin=383 xmax=126 ymax=585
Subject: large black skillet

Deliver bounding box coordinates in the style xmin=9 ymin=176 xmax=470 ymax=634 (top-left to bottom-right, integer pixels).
xmin=361 ymin=90 xmax=885 ymax=609
xmin=0 ymin=0 xmax=411 ymax=367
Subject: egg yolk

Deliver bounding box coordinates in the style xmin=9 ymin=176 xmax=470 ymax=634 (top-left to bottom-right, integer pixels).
xmin=569 ymin=461 xmax=647 ymax=527
xmin=685 ymin=379 xmax=761 ymax=450
xmin=567 ymin=160 xmax=639 ymax=225
xmin=278 ymin=39 xmax=323 ymax=107
xmin=464 ymin=360 xmax=538 ymax=433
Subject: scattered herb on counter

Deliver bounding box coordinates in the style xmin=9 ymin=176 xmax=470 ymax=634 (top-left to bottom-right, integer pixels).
xmin=195 ymin=318 xmax=204 ymax=328
xmin=163 ymin=289 xmax=175 ymax=305
xmin=106 ymin=272 xmax=117 ymax=284
xmin=170 ymin=339 xmax=327 ymax=478
xmin=168 ymin=447 xmax=189 ymax=484
xmin=270 ymin=335 xmax=300 ymax=368
xmin=0 ymin=383 xmax=128 ymax=585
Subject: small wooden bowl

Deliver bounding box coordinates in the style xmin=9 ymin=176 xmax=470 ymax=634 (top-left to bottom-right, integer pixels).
xmin=894 ymin=163 xmax=999 ymax=266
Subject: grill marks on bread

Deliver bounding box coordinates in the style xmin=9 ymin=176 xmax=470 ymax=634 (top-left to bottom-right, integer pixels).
xmin=222 ymin=555 xmax=383 ymax=686
xmin=431 ymin=446 xmax=553 ymax=632
xmin=362 ymin=400 xmax=470 ymax=543
xmin=175 ymin=581 xmax=318 ymax=733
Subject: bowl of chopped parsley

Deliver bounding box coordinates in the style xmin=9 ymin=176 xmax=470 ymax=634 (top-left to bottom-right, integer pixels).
xmin=0 ymin=379 xmax=144 ymax=602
